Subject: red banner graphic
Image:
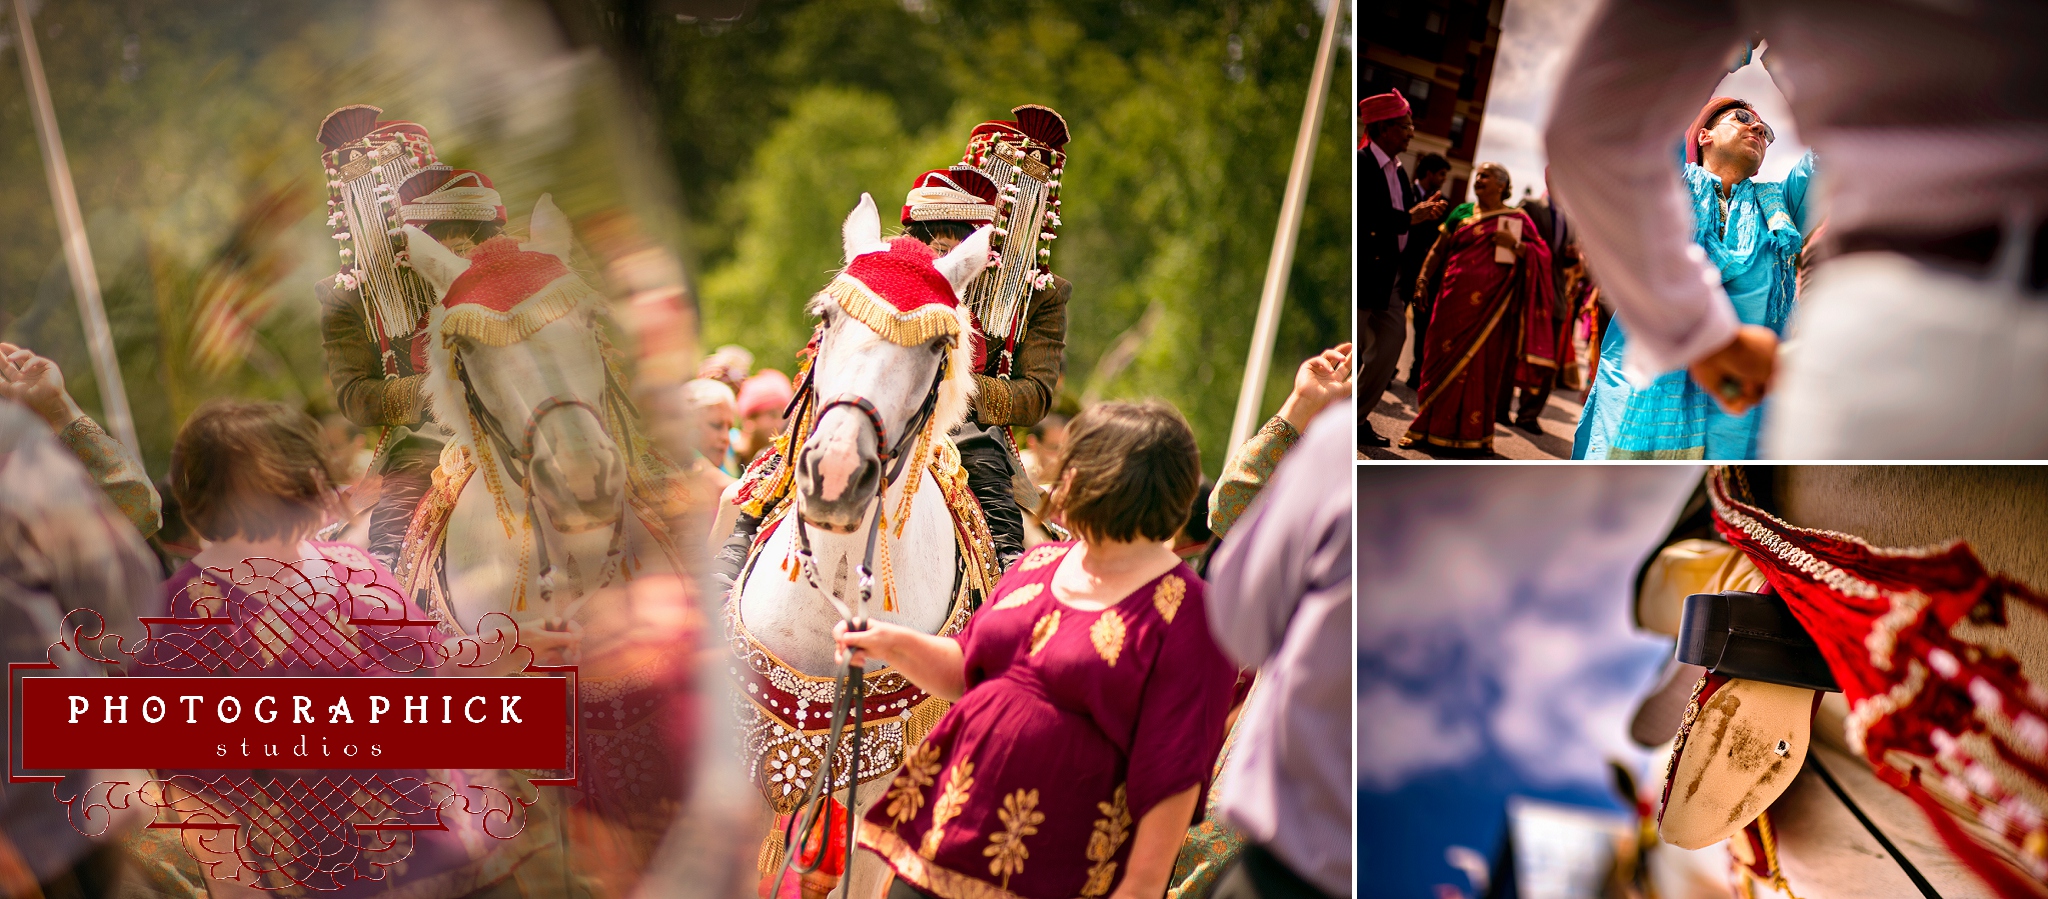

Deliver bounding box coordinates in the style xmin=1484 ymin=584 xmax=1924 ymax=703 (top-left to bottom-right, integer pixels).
xmin=18 ymin=676 xmax=570 ymax=770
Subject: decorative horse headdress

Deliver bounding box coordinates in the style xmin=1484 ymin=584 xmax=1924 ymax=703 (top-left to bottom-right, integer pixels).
xmin=816 ymin=194 xmax=990 ymax=438
xmin=318 ymin=105 xmax=439 ymax=344
xmin=957 ymin=104 xmax=1068 ymax=377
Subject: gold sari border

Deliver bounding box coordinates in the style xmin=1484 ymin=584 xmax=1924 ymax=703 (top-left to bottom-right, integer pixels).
xmin=859 ymin=821 xmax=1028 ymax=899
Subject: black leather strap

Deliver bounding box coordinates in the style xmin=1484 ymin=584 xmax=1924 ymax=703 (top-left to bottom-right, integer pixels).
xmin=1677 ymin=590 xmax=1840 ymax=692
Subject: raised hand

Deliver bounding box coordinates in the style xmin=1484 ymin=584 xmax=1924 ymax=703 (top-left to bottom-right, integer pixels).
xmin=0 ymin=343 xmax=85 ymax=430
xmin=1280 ymin=343 xmax=1355 ymax=431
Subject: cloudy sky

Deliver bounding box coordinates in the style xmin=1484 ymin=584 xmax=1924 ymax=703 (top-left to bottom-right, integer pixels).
xmin=1356 ymin=467 xmax=1701 ymax=898
xmin=1474 ymin=0 xmax=1809 ymax=202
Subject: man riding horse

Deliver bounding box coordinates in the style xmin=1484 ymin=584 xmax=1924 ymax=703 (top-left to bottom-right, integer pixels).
xmin=713 ymin=104 xmax=1072 ymax=584
xmin=315 ymin=105 xmax=451 ymax=570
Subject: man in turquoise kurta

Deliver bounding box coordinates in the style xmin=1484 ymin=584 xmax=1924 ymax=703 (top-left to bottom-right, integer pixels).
xmin=1575 ymin=96 xmax=1815 ymax=460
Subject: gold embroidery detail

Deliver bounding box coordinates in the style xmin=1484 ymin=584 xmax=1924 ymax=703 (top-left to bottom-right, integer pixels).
xmin=1090 ymin=610 xmax=1126 ymax=666
xmin=887 ymin=741 xmax=942 ymax=825
xmin=993 ymin=582 xmax=1044 ymax=611
xmin=1081 ymin=785 xmax=1133 ymax=897
xmin=1029 ymin=610 xmax=1062 ymax=656
xmin=1153 ymin=575 xmax=1186 ymax=624
xmin=920 ymin=761 xmax=976 ymax=858
xmin=973 ymin=373 xmax=1015 ymax=425
xmin=825 ymin=275 xmax=964 ymax=347
xmin=983 ymin=789 xmax=1044 ymax=889
xmin=437 ymin=275 xmax=595 ymax=347
xmin=1018 ymin=544 xmax=1067 ymax=572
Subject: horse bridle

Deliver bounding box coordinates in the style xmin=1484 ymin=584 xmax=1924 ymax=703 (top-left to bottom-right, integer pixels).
xmin=453 ymin=354 xmax=631 ymax=618
xmin=771 ymin=346 xmax=948 ymax=896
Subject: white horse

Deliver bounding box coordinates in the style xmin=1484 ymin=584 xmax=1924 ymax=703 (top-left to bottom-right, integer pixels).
xmin=397 ymin=198 xmax=680 ymax=645
xmin=729 ymin=194 xmax=992 ymax=899
xmin=1642 ymin=468 xmax=2048 ymax=899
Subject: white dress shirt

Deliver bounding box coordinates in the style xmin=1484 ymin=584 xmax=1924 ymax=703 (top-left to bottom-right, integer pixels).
xmin=1369 ymin=141 xmax=1408 ymax=252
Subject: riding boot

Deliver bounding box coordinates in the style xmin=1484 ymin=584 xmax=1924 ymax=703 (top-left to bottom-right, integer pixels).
xmin=366 ymin=439 xmax=439 ymax=572
xmin=707 ymin=510 xmax=764 ymax=602
xmin=953 ymin=427 xmax=1025 ymax=572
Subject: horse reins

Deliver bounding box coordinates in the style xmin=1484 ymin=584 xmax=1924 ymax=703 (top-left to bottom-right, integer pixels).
xmin=772 ymin=348 xmax=948 ymax=897
xmin=454 ymin=357 xmax=629 ymax=619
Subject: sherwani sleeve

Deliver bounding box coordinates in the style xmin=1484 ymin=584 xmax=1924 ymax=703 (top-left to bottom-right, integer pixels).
xmin=971 ymin=277 xmax=1067 ymax=427
xmin=1207 ymin=416 xmax=1301 ymax=539
xmin=320 ymin=281 xmax=426 ymax=428
xmin=1544 ymin=0 xmax=1745 ymax=381
xmin=54 ymin=416 xmax=161 ymax=539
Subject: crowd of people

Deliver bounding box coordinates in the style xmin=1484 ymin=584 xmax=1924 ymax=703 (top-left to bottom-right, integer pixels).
xmin=1364 ymin=0 xmax=2048 ymax=461
xmin=0 ymin=98 xmax=1355 ymax=899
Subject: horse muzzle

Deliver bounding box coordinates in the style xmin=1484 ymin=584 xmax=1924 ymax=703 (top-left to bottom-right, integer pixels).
xmin=795 ymin=419 xmax=880 ymax=533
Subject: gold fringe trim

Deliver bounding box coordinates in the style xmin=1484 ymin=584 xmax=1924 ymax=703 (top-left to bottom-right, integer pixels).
xmin=825 ymin=276 xmax=963 ymax=347
xmin=439 ymin=275 xmax=596 ymax=347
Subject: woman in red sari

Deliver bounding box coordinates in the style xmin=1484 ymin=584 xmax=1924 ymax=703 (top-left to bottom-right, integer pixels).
xmin=834 ymin=401 xmax=1236 ymax=899
xmin=1401 ymin=162 xmax=1556 ymax=453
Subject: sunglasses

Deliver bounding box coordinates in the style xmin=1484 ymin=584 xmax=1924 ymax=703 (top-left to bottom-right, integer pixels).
xmin=1720 ymin=107 xmax=1775 ymax=146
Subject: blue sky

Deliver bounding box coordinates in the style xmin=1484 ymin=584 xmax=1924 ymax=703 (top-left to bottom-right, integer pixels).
xmin=1473 ymin=0 xmax=1809 ymax=202
xmin=1356 ymin=467 xmax=1701 ymax=899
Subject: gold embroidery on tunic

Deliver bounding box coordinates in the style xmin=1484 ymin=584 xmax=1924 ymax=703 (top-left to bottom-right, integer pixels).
xmin=1018 ymin=544 xmax=1068 ymax=571
xmin=1029 ymin=610 xmax=1062 ymax=656
xmin=888 ymin=741 xmax=943 ymax=825
xmin=983 ymin=789 xmax=1044 ymax=889
xmin=1081 ymin=785 xmax=1133 ymax=897
xmin=1090 ymin=610 xmax=1126 ymax=667
xmin=921 ymin=761 xmax=976 ymax=859
xmin=1153 ymin=575 xmax=1186 ymax=624
xmin=993 ymin=582 xmax=1044 ymax=611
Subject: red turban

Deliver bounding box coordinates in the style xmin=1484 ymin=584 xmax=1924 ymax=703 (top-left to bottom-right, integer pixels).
xmin=1686 ymin=97 xmax=1754 ymax=165
xmin=737 ymin=370 xmax=795 ymax=418
xmin=1358 ymin=89 xmax=1411 ymax=125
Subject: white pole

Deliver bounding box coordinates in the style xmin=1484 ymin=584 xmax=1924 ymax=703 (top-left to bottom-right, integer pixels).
xmin=1226 ymin=0 xmax=1344 ymax=454
xmin=11 ymin=0 xmax=138 ymax=451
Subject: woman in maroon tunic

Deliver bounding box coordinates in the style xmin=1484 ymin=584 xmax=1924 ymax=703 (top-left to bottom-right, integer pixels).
xmin=1401 ymin=162 xmax=1556 ymax=453
xmin=835 ymin=401 xmax=1236 ymax=899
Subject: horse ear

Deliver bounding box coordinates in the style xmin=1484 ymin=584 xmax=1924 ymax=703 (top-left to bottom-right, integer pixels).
xmin=403 ymin=225 xmax=471 ymax=298
xmin=934 ymin=224 xmax=993 ymax=297
xmin=522 ymin=193 xmax=571 ymax=263
xmin=842 ymin=193 xmax=886 ymax=265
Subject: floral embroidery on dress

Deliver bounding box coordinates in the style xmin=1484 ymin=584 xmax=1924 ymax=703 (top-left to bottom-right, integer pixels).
xmin=1029 ymin=610 xmax=1062 ymax=656
xmin=983 ymin=788 xmax=1044 ymax=889
xmin=1081 ymin=785 xmax=1133 ymax=897
xmin=992 ymin=582 xmax=1044 ymax=611
xmin=921 ymin=761 xmax=976 ymax=859
xmin=1018 ymin=544 xmax=1068 ymax=571
xmin=888 ymin=741 xmax=942 ymax=825
xmin=1153 ymin=575 xmax=1187 ymax=624
xmin=1090 ymin=610 xmax=1127 ymax=667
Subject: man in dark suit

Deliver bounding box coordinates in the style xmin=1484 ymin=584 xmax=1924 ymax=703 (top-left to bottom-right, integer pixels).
xmin=1358 ymin=90 xmax=1448 ymax=449
xmin=1401 ymin=153 xmax=1453 ymax=391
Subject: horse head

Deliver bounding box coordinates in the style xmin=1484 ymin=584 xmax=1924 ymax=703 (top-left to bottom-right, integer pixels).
xmin=795 ymin=193 xmax=989 ymax=533
xmin=407 ymin=196 xmax=625 ymax=534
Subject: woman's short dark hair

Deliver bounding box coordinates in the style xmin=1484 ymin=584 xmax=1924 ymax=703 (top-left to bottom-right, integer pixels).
xmin=905 ymin=219 xmax=978 ymax=246
xmin=170 ymin=400 xmax=341 ymax=542
xmin=1048 ymin=400 xmax=1201 ymax=544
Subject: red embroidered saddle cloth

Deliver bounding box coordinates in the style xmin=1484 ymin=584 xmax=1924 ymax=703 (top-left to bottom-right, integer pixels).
xmin=1707 ymin=468 xmax=2048 ymax=893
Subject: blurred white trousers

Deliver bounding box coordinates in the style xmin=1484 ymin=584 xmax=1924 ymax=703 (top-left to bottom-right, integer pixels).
xmin=1767 ymin=251 xmax=2048 ymax=459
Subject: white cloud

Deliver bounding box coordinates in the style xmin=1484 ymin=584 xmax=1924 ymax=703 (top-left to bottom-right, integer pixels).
xmin=1473 ymin=5 xmax=1811 ymax=198
xmin=1356 ymin=683 xmax=1487 ymax=790
xmin=1357 ymin=468 xmax=1702 ymax=792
